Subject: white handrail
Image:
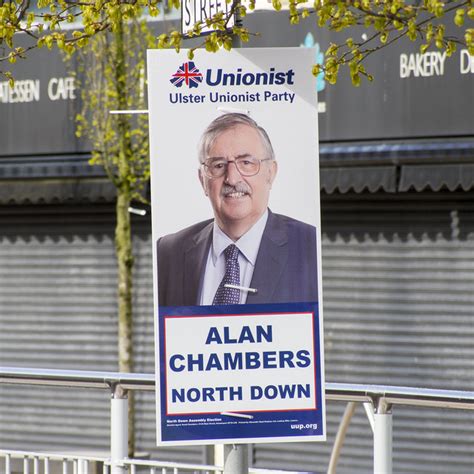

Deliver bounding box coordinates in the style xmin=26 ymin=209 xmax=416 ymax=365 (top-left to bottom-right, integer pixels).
xmin=1 ymin=367 xmax=474 ymax=409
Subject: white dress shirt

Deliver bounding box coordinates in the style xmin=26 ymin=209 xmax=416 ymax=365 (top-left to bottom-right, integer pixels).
xmin=199 ymin=210 xmax=269 ymax=305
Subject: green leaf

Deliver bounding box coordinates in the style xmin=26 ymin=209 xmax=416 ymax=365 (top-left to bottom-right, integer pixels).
xmin=454 ymin=9 xmax=465 ymax=27
xmin=223 ymin=37 xmax=232 ymax=51
xmin=351 ymin=73 xmax=361 ymax=86
xmin=27 ymin=12 xmax=35 ymax=27
xmin=290 ymin=14 xmax=299 ymax=25
xmin=272 ymin=0 xmax=282 ymax=11
xmin=312 ymin=64 xmax=321 ymax=76
xmin=446 ymin=41 xmax=456 ymax=57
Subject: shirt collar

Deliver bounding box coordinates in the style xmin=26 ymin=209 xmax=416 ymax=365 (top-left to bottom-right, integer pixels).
xmin=211 ymin=209 xmax=269 ymax=266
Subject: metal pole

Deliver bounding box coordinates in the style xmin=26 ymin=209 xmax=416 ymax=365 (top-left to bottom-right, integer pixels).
xmin=223 ymin=8 xmax=247 ymax=472
xmin=232 ymin=2 xmax=241 ymax=49
xmin=373 ymin=399 xmax=392 ymax=474
xmin=223 ymin=445 xmax=248 ymax=474
xmin=327 ymin=401 xmax=357 ymax=474
xmin=111 ymin=385 xmax=128 ymax=474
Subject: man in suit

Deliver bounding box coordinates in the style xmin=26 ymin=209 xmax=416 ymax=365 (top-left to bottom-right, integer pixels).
xmin=157 ymin=113 xmax=318 ymax=307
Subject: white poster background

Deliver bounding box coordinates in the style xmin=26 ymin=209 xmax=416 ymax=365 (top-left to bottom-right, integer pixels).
xmin=147 ymin=48 xmax=325 ymax=445
xmin=147 ymin=48 xmax=320 ymax=240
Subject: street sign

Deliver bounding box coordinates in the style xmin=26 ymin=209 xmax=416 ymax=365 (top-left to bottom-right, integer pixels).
xmin=181 ymin=0 xmax=234 ymax=36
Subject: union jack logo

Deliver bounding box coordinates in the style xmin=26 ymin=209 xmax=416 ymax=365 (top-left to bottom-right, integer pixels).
xmin=170 ymin=62 xmax=203 ymax=88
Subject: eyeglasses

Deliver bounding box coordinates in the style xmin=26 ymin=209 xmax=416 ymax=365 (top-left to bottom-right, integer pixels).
xmin=201 ymin=156 xmax=273 ymax=179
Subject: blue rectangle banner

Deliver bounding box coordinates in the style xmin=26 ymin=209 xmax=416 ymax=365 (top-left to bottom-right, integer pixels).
xmin=157 ymin=302 xmax=324 ymax=444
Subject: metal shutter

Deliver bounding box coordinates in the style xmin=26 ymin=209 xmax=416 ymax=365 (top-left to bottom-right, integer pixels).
xmin=0 ymin=204 xmax=203 ymax=463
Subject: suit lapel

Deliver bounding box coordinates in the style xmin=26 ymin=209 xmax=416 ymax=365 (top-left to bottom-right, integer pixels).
xmin=183 ymin=222 xmax=213 ymax=305
xmin=247 ymin=211 xmax=288 ymax=304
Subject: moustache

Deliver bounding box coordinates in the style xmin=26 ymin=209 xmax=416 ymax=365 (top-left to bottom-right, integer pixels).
xmin=221 ymin=182 xmax=252 ymax=197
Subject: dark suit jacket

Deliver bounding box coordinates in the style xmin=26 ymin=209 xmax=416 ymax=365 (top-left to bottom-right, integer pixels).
xmin=157 ymin=210 xmax=318 ymax=306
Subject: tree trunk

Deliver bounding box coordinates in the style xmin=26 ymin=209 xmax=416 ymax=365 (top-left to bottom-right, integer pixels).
xmin=114 ymin=15 xmax=135 ymax=457
xmin=115 ymin=188 xmax=135 ymax=456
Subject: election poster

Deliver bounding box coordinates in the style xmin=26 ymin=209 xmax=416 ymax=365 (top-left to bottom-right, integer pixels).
xmin=147 ymin=48 xmax=325 ymax=445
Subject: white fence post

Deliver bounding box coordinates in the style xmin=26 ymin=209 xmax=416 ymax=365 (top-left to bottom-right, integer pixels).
xmin=373 ymin=399 xmax=392 ymax=474
xmin=111 ymin=385 xmax=128 ymax=474
xmin=223 ymin=445 xmax=248 ymax=474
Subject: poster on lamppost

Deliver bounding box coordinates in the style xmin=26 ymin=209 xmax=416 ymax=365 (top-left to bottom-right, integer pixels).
xmin=147 ymin=47 xmax=325 ymax=445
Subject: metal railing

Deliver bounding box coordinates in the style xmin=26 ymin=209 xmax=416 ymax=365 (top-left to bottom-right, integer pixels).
xmin=1 ymin=367 xmax=474 ymax=474
xmin=0 ymin=449 xmax=300 ymax=474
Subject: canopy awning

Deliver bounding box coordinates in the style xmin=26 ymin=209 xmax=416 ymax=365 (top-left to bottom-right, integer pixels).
xmin=320 ymin=139 xmax=474 ymax=194
xmin=1 ymin=139 xmax=474 ymax=204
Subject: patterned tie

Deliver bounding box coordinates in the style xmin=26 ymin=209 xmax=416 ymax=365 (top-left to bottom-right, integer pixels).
xmin=212 ymin=244 xmax=240 ymax=305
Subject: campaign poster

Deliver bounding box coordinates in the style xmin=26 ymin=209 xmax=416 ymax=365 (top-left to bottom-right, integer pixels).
xmin=147 ymin=48 xmax=325 ymax=445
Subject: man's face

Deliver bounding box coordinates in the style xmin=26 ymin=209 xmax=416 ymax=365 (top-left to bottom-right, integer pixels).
xmin=199 ymin=124 xmax=277 ymax=237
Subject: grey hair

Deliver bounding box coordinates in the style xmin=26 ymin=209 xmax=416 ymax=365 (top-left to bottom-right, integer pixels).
xmin=198 ymin=113 xmax=275 ymax=164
